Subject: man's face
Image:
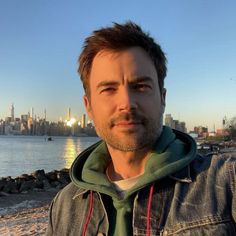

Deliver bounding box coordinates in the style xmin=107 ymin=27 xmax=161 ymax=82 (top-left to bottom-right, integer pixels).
xmin=84 ymin=47 xmax=166 ymax=152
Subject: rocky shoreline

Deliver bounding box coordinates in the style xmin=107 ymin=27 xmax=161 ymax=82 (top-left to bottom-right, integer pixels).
xmin=0 ymin=169 xmax=70 ymax=235
xmin=0 ymin=168 xmax=71 ymax=196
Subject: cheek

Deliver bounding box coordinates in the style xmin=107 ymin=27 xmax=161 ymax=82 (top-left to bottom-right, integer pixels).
xmin=140 ymin=100 xmax=164 ymax=118
xmin=90 ymin=104 xmax=108 ymax=124
xmin=92 ymin=98 xmax=116 ymax=114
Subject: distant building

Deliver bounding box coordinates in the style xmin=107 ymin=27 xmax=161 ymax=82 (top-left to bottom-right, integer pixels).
xmin=27 ymin=116 xmax=35 ymax=135
xmin=68 ymin=108 xmax=71 ymax=121
xmin=30 ymin=107 xmax=34 ymax=119
xmin=189 ymin=132 xmax=198 ymax=139
xmin=21 ymin=114 xmax=28 ymax=122
xmin=216 ymin=129 xmax=229 ymax=137
xmin=44 ymin=109 xmax=47 ymax=120
xmin=165 ymin=114 xmax=187 ymax=133
xmin=14 ymin=118 xmax=21 ymax=132
xmin=0 ymin=120 xmax=5 ymax=134
xmin=81 ymin=114 xmax=86 ymax=129
xmin=178 ymin=121 xmax=187 ymax=133
xmin=165 ymin=114 xmax=174 ymax=128
xmin=20 ymin=114 xmax=28 ymax=134
xmin=10 ymin=103 xmax=14 ymax=122
xmin=4 ymin=125 xmax=12 ymax=135
xmin=208 ymin=131 xmax=216 ymax=137
xmin=5 ymin=117 xmax=11 ymax=125
xmin=194 ymin=126 xmax=208 ymax=138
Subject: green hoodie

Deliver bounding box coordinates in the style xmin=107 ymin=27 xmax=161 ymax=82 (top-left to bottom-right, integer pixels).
xmin=70 ymin=126 xmax=197 ymax=235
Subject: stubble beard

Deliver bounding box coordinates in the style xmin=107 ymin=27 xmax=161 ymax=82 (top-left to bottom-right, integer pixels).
xmin=95 ymin=112 xmax=164 ymax=152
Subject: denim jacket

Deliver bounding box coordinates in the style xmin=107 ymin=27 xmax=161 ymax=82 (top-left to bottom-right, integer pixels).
xmin=46 ymin=154 xmax=236 ymax=236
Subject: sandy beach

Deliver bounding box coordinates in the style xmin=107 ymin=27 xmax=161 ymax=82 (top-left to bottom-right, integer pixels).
xmin=0 ymin=189 xmax=58 ymax=236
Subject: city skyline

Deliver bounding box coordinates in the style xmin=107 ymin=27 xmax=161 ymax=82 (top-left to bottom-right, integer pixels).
xmin=0 ymin=102 xmax=229 ymax=132
xmin=1 ymin=1 xmax=236 ymax=132
xmin=1 ymin=95 xmax=234 ymax=132
xmin=0 ymin=103 xmax=87 ymax=123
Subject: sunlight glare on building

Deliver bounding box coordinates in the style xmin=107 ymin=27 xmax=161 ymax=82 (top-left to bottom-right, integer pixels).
xmin=66 ymin=117 xmax=76 ymax=127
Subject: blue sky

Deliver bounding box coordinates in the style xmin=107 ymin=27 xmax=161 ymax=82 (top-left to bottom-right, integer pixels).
xmin=0 ymin=0 xmax=236 ymax=131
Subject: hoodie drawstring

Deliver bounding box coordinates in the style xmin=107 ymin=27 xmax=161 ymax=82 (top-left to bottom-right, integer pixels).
xmin=82 ymin=186 xmax=154 ymax=236
xmin=146 ymin=184 xmax=154 ymax=236
xmin=82 ymin=191 xmax=93 ymax=236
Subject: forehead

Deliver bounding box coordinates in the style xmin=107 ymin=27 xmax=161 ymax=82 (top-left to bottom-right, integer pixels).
xmin=89 ymin=47 xmax=158 ymax=84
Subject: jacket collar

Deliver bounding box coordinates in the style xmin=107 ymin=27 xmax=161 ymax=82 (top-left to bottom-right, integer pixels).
xmin=169 ymin=164 xmax=192 ymax=183
xmin=72 ymin=188 xmax=89 ymax=199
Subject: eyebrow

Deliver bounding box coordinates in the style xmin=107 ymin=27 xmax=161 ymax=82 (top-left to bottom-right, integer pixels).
xmin=96 ymin=76 xmax=154 ymax=91
xmin=96 ymin=81 xmax=120 ymax=91
xmin=129 ymin=76 xmax=154 ymax=85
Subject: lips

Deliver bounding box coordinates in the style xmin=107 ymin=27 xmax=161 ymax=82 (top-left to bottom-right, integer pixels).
xmin=109 ymin=112 xmax=147 ymax=129
xmin=112 ymin=120 xmax=143 ymax=131
xmin=114 ymin=121 xmax=142 ymax=126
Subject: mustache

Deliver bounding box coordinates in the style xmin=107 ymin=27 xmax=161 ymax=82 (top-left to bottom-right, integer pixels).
xmin=109 ymin=112 xmax=148 ymax=127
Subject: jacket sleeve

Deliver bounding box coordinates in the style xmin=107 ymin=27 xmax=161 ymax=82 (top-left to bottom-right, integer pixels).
xmin=45 ymin=198 xmax=55 ymax=236
xmin=230 ymin=156 xmax=236 ymax=225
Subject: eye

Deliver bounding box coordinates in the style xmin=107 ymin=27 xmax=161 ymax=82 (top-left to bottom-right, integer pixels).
xmin=100 ymin=87 xmax=117 ymax=94
xmin=133 ymin=83 xmax=152 ymax=91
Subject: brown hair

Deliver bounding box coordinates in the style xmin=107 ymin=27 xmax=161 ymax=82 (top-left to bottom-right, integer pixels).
xmin=78 ymin=21 xmax=167 ymax=96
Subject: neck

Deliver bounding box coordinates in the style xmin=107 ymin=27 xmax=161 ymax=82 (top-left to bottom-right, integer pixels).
xmin=106 ymin=145 xmax=152 ymax=181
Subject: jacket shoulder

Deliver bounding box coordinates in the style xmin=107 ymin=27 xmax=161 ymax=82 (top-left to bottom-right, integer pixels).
xmin=53 ymin=182 xmax=87 ymax=205
xmin=190 ymin=153 xmax=236 ymax=186
xmin=192 ymin=153 xmax=236 ymax=169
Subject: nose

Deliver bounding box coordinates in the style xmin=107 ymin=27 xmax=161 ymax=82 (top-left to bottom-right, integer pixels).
xmin=117 ymin=87 xmax=138 ymax=111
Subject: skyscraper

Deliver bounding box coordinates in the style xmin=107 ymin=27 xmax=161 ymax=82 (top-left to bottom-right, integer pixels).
xmin=81 ymin=114 xmax=86 ymax=128
xmin=68 ymin=108 xmax=71 ymax=120
xmin=30 ymin=107 xmax=34 ymax=119
xmin=10 ymin=103 xmax=14 ymax=122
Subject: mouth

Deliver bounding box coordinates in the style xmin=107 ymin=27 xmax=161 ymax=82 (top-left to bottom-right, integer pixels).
xmin=110 ymin=112 xmax=147 ymax=130
xmin=113 ymin=121 xmax=143 ymax=128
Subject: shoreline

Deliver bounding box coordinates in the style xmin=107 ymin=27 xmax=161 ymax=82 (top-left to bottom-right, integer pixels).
xmin=1 ymin=204 xmax=50 ymax=236
xmin=0 ymin=169 xmax=70 ymax=235
xmin=0 ymin=188 xmax=59 ymax=236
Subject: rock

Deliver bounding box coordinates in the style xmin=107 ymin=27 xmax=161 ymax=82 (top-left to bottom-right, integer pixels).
xmin=57 ymin=172 xmax=68 ymax=184
xmin=17 ymin=174 xmax=34 ymax=181
xmin=60 ymin=168 xmax=69 ymax=173
xmin=2 ymin=181 xmax=18 ymax=193
xmin=19 ymin=180 xmax=36 ymax=192
xmin=32 ymin=169 xmax=47 ymax=181
xmin=43 ymin=179 xmax=52 ymax=190
xmin=0 ymin=168 xmax=71 ymax=195
xmin=0 ymin=178 xmax=7 ymax=191
xmin=0 ymin=191 xmax=10 ymax=197
xmin=34 ymin=179 xmax=44 ymax=189
xmin=50 ymin=181 xmax=61 ymax=188
xmin=46 ymin=171 xmax=58 ymax=182
xmin=6 ymin=176 xmax=12 ymax=181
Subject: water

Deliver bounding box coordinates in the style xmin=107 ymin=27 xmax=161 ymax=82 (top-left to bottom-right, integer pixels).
xmin=0 ymin=135 xmax=100 ymax=177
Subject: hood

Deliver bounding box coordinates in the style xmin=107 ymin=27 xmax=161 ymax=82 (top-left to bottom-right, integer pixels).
xmin=70 ymin=126 xmax=197 ymax=199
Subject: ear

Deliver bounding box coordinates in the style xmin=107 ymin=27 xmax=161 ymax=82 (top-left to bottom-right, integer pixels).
xmin=161 ymin=88 xmax=166 ymax=107
xmin=83 ymin=95 xmax=93 ymax=120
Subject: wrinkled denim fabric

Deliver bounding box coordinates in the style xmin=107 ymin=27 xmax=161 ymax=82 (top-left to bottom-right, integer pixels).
xmin=46 ymin=154 xmax=236 ymax=236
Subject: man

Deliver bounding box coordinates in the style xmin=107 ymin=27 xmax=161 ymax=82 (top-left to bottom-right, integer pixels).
xmin=46 ymin=22 xmax=236 ymax=236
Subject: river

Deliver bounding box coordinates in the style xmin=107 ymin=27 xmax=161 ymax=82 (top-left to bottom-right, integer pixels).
xmin=0 ymin=135 xmax=100 ymax=177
